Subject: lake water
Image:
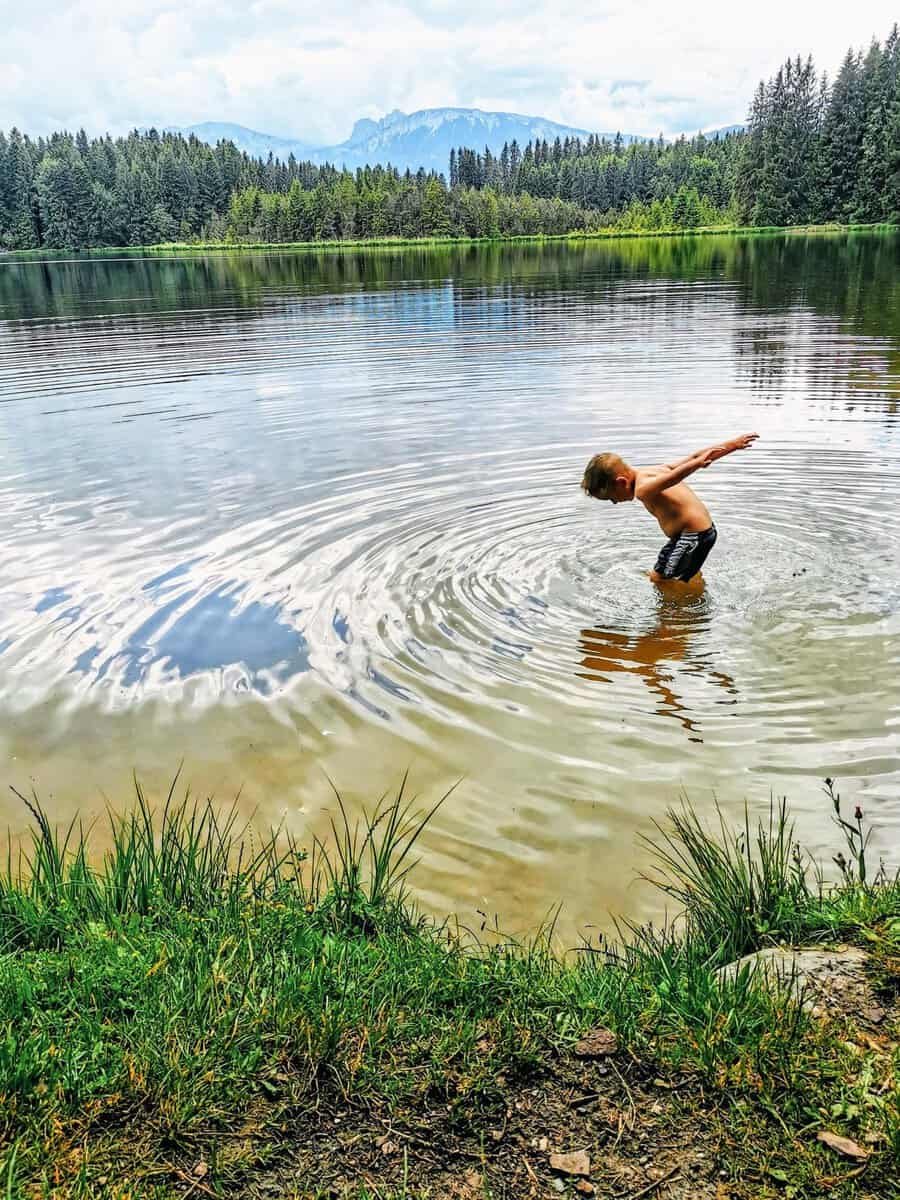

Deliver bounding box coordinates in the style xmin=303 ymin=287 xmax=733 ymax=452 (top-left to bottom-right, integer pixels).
xmin=1 ymin=234 xmax=899 ymax=935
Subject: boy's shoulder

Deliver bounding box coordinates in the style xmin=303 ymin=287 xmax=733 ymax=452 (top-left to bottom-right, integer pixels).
xmin=633 ymin=465 xmax=667 ymax=503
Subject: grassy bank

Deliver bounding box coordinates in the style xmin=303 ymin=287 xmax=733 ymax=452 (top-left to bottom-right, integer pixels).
xmin=0 ymin=783 xmax=897 ymax=1198
xmin=146 ymin=220 xmax=897 ymax=255
xmin=2 ymin=221 xmax=897 ymax=260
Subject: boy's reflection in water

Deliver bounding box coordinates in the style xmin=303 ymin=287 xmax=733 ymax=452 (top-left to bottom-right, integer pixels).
xmin=578 ymin=578 xmax=737 ymax=742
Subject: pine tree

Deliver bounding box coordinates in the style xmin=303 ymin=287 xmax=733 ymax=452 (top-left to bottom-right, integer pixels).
xmin=422 ymin=177 xmax=452 ymax=234
xmin=739 ymin=56 xmax=822 ymax=225
xmin=508 ymin=139 xmax=520 ymax=187
xmin=483 ymin=147 xmax=497 ymax=189
xmin=151 ymin=203 xmax=178 ymax=243
xmin=157 ymin=147 xmax=182 ymax=220
xmin=36 ymin=145 xmax=92 ymax=249
xmin=197 ymin=153 xmax=226 ymax=222
xmin=498 ymin=142 xmax=510 ymax=193
xmin=853 ymin=39 xmax=888 ymax=218
xmin=816 ymin=50 xmax=865 ymax=219
xmin=672 ymin=185 xmax=701 ymax=227
xmin=332 ymin=174 xmax=357 ymax=237
xmin=854 ymin=26 xmax=900 ymax=219
xmin=884 ymin=92 xmax=900 ymax=220
xmin=0 ymin=132 xmax=8 ymax=240
xmin=1 ymin=129 xmax=39 ymax=248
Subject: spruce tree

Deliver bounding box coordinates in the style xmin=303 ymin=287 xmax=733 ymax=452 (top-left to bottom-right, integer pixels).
xmin=2 ymin=129 xmax=39 ymax=248
xmin=884 ymin=92 xmax=900 ymax=220
xmin=36 ymin=153 xmax=86 ymax=249
xmin=854 ymin=26 xmax=900 ymax=219
xmin=422 ymin=177 xmax=452 ymax=234
xmin=817 ymin=49 xmax=865 ymax=219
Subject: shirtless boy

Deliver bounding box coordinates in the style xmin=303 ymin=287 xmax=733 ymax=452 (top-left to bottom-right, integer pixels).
xmin=581 ymin=433 xmax=759 ymax=583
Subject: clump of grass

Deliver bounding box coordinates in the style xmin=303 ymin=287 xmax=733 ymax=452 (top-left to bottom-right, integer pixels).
xmin=639 ymin=797 xmax=813 ymax=963
xmin=640 ymin=791 xmax=899 ymax=966
xmin=309 ymin=774 xmax=454 ymax=931
xmin=1 ymin=775 xmax=307 ymax=950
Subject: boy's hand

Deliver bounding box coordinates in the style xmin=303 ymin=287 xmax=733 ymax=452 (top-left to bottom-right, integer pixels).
xmin=730 ymin=432 xmax=759 ymax=451
xmin=701 ymin=432 xmax=759 ymax=465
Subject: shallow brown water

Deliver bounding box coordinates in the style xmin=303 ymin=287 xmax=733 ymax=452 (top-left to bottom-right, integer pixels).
xmin=1 ymin=234 xmax=899 ymax=934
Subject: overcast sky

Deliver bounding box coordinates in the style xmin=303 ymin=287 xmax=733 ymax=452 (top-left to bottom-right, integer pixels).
xmin=1 ymin=1 xmax=898 ymax=144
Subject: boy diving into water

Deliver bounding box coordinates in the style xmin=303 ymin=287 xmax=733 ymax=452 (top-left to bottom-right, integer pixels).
xmin=581 ymin=433 xmax=759 ymax=583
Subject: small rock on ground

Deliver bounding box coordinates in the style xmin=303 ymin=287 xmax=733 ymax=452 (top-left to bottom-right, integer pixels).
xmin=717 ymin=946 xmax=878 ymax=1016
xmin=549 ymin=1149 xmax=590 ymax=1177
xmin=574 ymin=1026 xmax=618 ymax=1058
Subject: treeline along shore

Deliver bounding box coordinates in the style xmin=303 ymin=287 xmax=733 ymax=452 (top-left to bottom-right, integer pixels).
xmin=1 ymin=24 xmax=898 ymax=252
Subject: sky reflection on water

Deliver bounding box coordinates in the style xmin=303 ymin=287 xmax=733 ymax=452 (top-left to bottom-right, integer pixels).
xmin=1 ymin=233 xmax=899 ymax=934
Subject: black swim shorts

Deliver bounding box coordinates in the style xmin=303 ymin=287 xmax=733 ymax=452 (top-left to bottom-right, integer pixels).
xmin=653 ymin=524 xmax=717 ymax=582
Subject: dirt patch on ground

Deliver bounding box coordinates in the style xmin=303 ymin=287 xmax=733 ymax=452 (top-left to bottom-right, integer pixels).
xmin=112 ymin=948 xmax=898 ymax=1198
xmin=235 ymin=946 xmax=899 ymax=1200
xmin=248 ymin=1050 xmax=730 ymax=1200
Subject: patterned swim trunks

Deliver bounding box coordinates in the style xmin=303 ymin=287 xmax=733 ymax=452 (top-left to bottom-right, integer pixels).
xmin=653 ymin=524 xmax=717 ymax=581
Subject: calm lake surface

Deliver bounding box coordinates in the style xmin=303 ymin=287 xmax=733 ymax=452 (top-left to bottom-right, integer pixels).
xmin=1 ymin=234 xmax=899 ymax=934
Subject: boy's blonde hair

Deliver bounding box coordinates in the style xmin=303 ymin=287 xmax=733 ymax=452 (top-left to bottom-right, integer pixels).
xmin=581 ymin=453 xmax=627 ymax=499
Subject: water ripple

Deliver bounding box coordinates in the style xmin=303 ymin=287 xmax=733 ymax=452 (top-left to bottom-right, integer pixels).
xmin=1 ymin=237 xmax=899 ymax=931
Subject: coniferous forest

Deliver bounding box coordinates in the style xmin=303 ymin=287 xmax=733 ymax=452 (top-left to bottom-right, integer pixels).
xmin=1 ymin=24 xmax=898 ymax=251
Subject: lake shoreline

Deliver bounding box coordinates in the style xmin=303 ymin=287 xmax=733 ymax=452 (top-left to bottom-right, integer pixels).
xmin=3 ymin=787 xmax=898 ymax=1197
xmin=2 ymin=219 xmax=897 ymax=259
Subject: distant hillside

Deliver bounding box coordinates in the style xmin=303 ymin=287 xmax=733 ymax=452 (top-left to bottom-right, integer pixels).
xmin=174 ymin=108 xmax=644 ymax=174
xmin=168 ymin=122 xmax=315 ymax=161
xmin=701 ymin=123 xmax=746 ymax=138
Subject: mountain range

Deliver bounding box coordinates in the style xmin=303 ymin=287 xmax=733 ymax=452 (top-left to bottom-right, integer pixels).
xmin=171 ymin=108 xmax=641 ymax=174
xmin=170 ymin=109 xmax=745 ymax=175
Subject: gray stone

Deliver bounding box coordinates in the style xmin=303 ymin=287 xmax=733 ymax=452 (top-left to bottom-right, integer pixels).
xmin=718 ymin=946 xmax=871 ymax=1011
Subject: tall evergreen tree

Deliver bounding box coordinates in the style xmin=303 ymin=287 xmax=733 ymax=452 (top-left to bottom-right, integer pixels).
xmin=816 ymin=49 xmax=866 ymax=219
xmin=884 ymin=91 xmax=900 ymax=220
xmin=0 ymin=128 xmax=39 ymax=248
xmin=854 ymin=27 xmax=900 ymax=219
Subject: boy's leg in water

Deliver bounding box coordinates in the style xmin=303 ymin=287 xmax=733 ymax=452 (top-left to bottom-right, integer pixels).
xmin=649 ymin=570 xmax=705 ymax=591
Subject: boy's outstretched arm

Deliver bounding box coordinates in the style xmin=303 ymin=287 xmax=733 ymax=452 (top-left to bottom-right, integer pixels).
xmin=639 ymin=433 xmax=758 ymax=499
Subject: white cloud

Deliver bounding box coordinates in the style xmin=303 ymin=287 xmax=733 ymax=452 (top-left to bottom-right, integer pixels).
xmin=1 ymin=1 xmax=898 ymax=142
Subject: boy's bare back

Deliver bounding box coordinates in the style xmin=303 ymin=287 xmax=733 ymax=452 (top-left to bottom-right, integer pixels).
xmin=581 ymin=433 xmax=759 ymax=583
xmin=632 ymin=471 xmax=712 ymax=539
